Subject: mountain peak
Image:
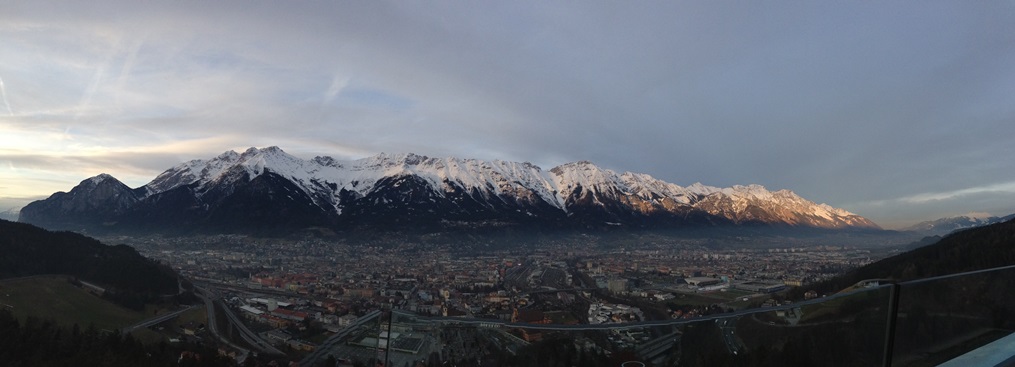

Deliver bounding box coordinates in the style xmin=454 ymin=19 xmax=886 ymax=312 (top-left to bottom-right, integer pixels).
xmin=19 ymin=147 xmax=882 ymax=233
xmin=366 ymin=152 xmax=431 ymax=165
xmin=215 ymin=150 xmax=240 ymax=161
xmin=312 ymin=155 xmax=341 ymax=167
xmin=239 ymin=145 xmax=288 ymax=158
xmin=548 ymin=160 xmax=609 ymax=176
xmin=86 ymin=173 xmax=118 ymax=185
xmin=19 ymin=172 xmax=140 ymax=229
xmin=240 ymin=146 xmax=259 ymax=156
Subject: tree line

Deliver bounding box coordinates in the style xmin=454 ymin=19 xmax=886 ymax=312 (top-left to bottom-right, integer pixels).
xmin=0 ymin=309 xmax=232 ymax=366
xmin=0 ymin=219 xmax=179 ymax=310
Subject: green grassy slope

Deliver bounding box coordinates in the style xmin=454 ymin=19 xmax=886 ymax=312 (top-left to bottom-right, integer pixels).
xmin=0 ymin=275 xmax=145 ymax=330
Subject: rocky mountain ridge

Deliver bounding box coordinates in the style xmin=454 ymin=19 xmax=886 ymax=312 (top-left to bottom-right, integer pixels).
xmin=19 ymin=146 xmax=880 ymax=234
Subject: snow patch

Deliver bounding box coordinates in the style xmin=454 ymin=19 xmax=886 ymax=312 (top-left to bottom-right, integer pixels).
xmin=137 ymin=147 xmax=871 ymax=228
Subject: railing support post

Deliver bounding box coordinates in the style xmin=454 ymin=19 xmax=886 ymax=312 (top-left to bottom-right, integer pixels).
xmin=385 ymin=303 xmax=393 ymax=367
xmin=882 ymin=283 xmax=901 ymax=367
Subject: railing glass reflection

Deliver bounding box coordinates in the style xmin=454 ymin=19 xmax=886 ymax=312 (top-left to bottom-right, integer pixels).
xmin=890 ymin=265 xmax=1015 ymax=367
xmin=300 ymin=265 xmax=1015 ymax=367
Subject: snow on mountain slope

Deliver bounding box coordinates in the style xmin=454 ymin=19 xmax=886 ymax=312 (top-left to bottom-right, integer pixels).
xmin=904 ymin=213 xmax=1015 ymax=234
xmin=146 ymin=149 xmax=561 ymax=212
xmin=137 ymin=146 xmax=875 ymax=229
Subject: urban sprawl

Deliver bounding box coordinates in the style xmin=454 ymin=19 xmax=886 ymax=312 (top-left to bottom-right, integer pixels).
xmin=104 ymin=235 xmax=891 ymax=365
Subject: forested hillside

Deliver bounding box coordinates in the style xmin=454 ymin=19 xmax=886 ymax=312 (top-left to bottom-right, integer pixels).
xmin=0 ymin=309 xmax=231 ymax=366
xmin=793 ymin=217 xmax=1015 ymax=297
xmin=0 ymin=219 xmax=178 ymax=309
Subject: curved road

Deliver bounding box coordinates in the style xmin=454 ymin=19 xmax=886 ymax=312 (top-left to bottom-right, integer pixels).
xmin=196 ymin=285 xmax=285 ymax=356
xmin=195 ymin=285 xmax=251 ymax=361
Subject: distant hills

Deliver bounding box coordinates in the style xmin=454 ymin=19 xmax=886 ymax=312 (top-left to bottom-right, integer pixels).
xmin=0 ymin=208 xmax=17 ymax=222
xmin=902 ymin=213 xmax=1015 ymax=235
xmin=19 ymin=146 xmax=879 ymax=236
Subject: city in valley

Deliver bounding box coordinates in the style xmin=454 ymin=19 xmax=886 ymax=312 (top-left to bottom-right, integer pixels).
xmin=100 ymin=233 xmax=901 ymax=365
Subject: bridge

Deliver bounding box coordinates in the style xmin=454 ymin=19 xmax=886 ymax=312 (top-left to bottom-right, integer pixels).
xmin=120 ymin=305 xmax=201 ymax=335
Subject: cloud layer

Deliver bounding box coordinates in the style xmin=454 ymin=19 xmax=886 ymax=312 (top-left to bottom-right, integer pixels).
xmin=2 ymin=1 xmax=1014 ymax=228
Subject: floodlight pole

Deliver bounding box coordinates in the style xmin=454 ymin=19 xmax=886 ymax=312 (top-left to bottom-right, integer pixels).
xmin=384 ymin=300 xmax=393 ymax=367
xmin=882 ymin=283 xmax=901 ymax=367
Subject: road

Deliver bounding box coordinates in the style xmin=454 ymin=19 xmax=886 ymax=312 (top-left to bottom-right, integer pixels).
xmin=194 ymin=277 xmax=300 ymax=299
xmin=120 ymin=305 xmax=201 ymax=335
xmin=716 ymin=317 xmax=742 ymax=355
xmin=636 ymin=330 xmax=682 ymax=364
xmin=195 ymin=285 xmax=251 ymax=361
xmin=388 ymin=307 xmax=768 ymax=332
xmin=519 ymin=287 xmax=599 ymax=296
xmin=196 ymin=284 xmax=285 ymax=356
xmin=300 ymin=309 xmax=382 ymax=366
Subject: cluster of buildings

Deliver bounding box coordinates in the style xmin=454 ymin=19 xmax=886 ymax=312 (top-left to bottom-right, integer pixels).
xmin=579 ymin=245 xmax=882 ymax=287
xmin=587 ymin=302 xmax=644 ymax=324
xmin=102 ymin=233 xmax=893 ymax=356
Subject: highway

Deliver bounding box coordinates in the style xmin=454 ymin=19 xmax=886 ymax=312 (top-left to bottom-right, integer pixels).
xmin=389 ymin=309 xmax=711 ymax=331
xmin=636 ymin=330 xmax=681 ymax=364
xmin=120 ymin=304 xmax=201 ymax=335
xmin=193 ymin=276 xmax=300 ymax=298
xmin=196 ymin=285 xmax=285 ymax=356
xmin=520 ymin=287 xmax=599 ymax=295
xmin=195 ymin=285 xmax=251 ymax=361
xmin=387 ymin=299 xmax=834 ymax=331
xmin=300 ymin=309 xmax=382 ymax=366
xmin=716 ymin=317 xmax=742 ymax=355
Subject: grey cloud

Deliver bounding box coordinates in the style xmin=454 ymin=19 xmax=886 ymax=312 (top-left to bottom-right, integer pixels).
xmin=2 ymin=1 xmax=1013 ymax=228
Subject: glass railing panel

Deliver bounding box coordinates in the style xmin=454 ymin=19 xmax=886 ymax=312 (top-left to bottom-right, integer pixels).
xmin=301 ymin=286 xmax=892 ymax=367
xmin=293 ymin=266 xmax=1015 ymax=367
xmin=890 ymin=265 xmax=1015 ymax=367
xmin=632 ymin=287 xmax=892 ymax=367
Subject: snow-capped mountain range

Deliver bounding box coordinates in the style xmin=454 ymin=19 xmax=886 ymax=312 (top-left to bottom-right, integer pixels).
xmin=903 ymin=213 xmax=1015 ymax=235
xmin=19 ymin=146 xmax=879 ymax=234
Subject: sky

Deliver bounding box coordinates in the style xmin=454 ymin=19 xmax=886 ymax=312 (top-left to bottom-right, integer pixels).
xmin=1 ymin=1 xmax=1014 ymax=228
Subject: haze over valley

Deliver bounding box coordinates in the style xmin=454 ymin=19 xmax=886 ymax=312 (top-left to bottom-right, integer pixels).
xmin=2 ymin=1 xmax=1014 ymax=366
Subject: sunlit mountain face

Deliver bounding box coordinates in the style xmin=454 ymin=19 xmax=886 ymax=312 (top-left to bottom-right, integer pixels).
xmin=19 ymin=147 xmax=878 ymax=235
